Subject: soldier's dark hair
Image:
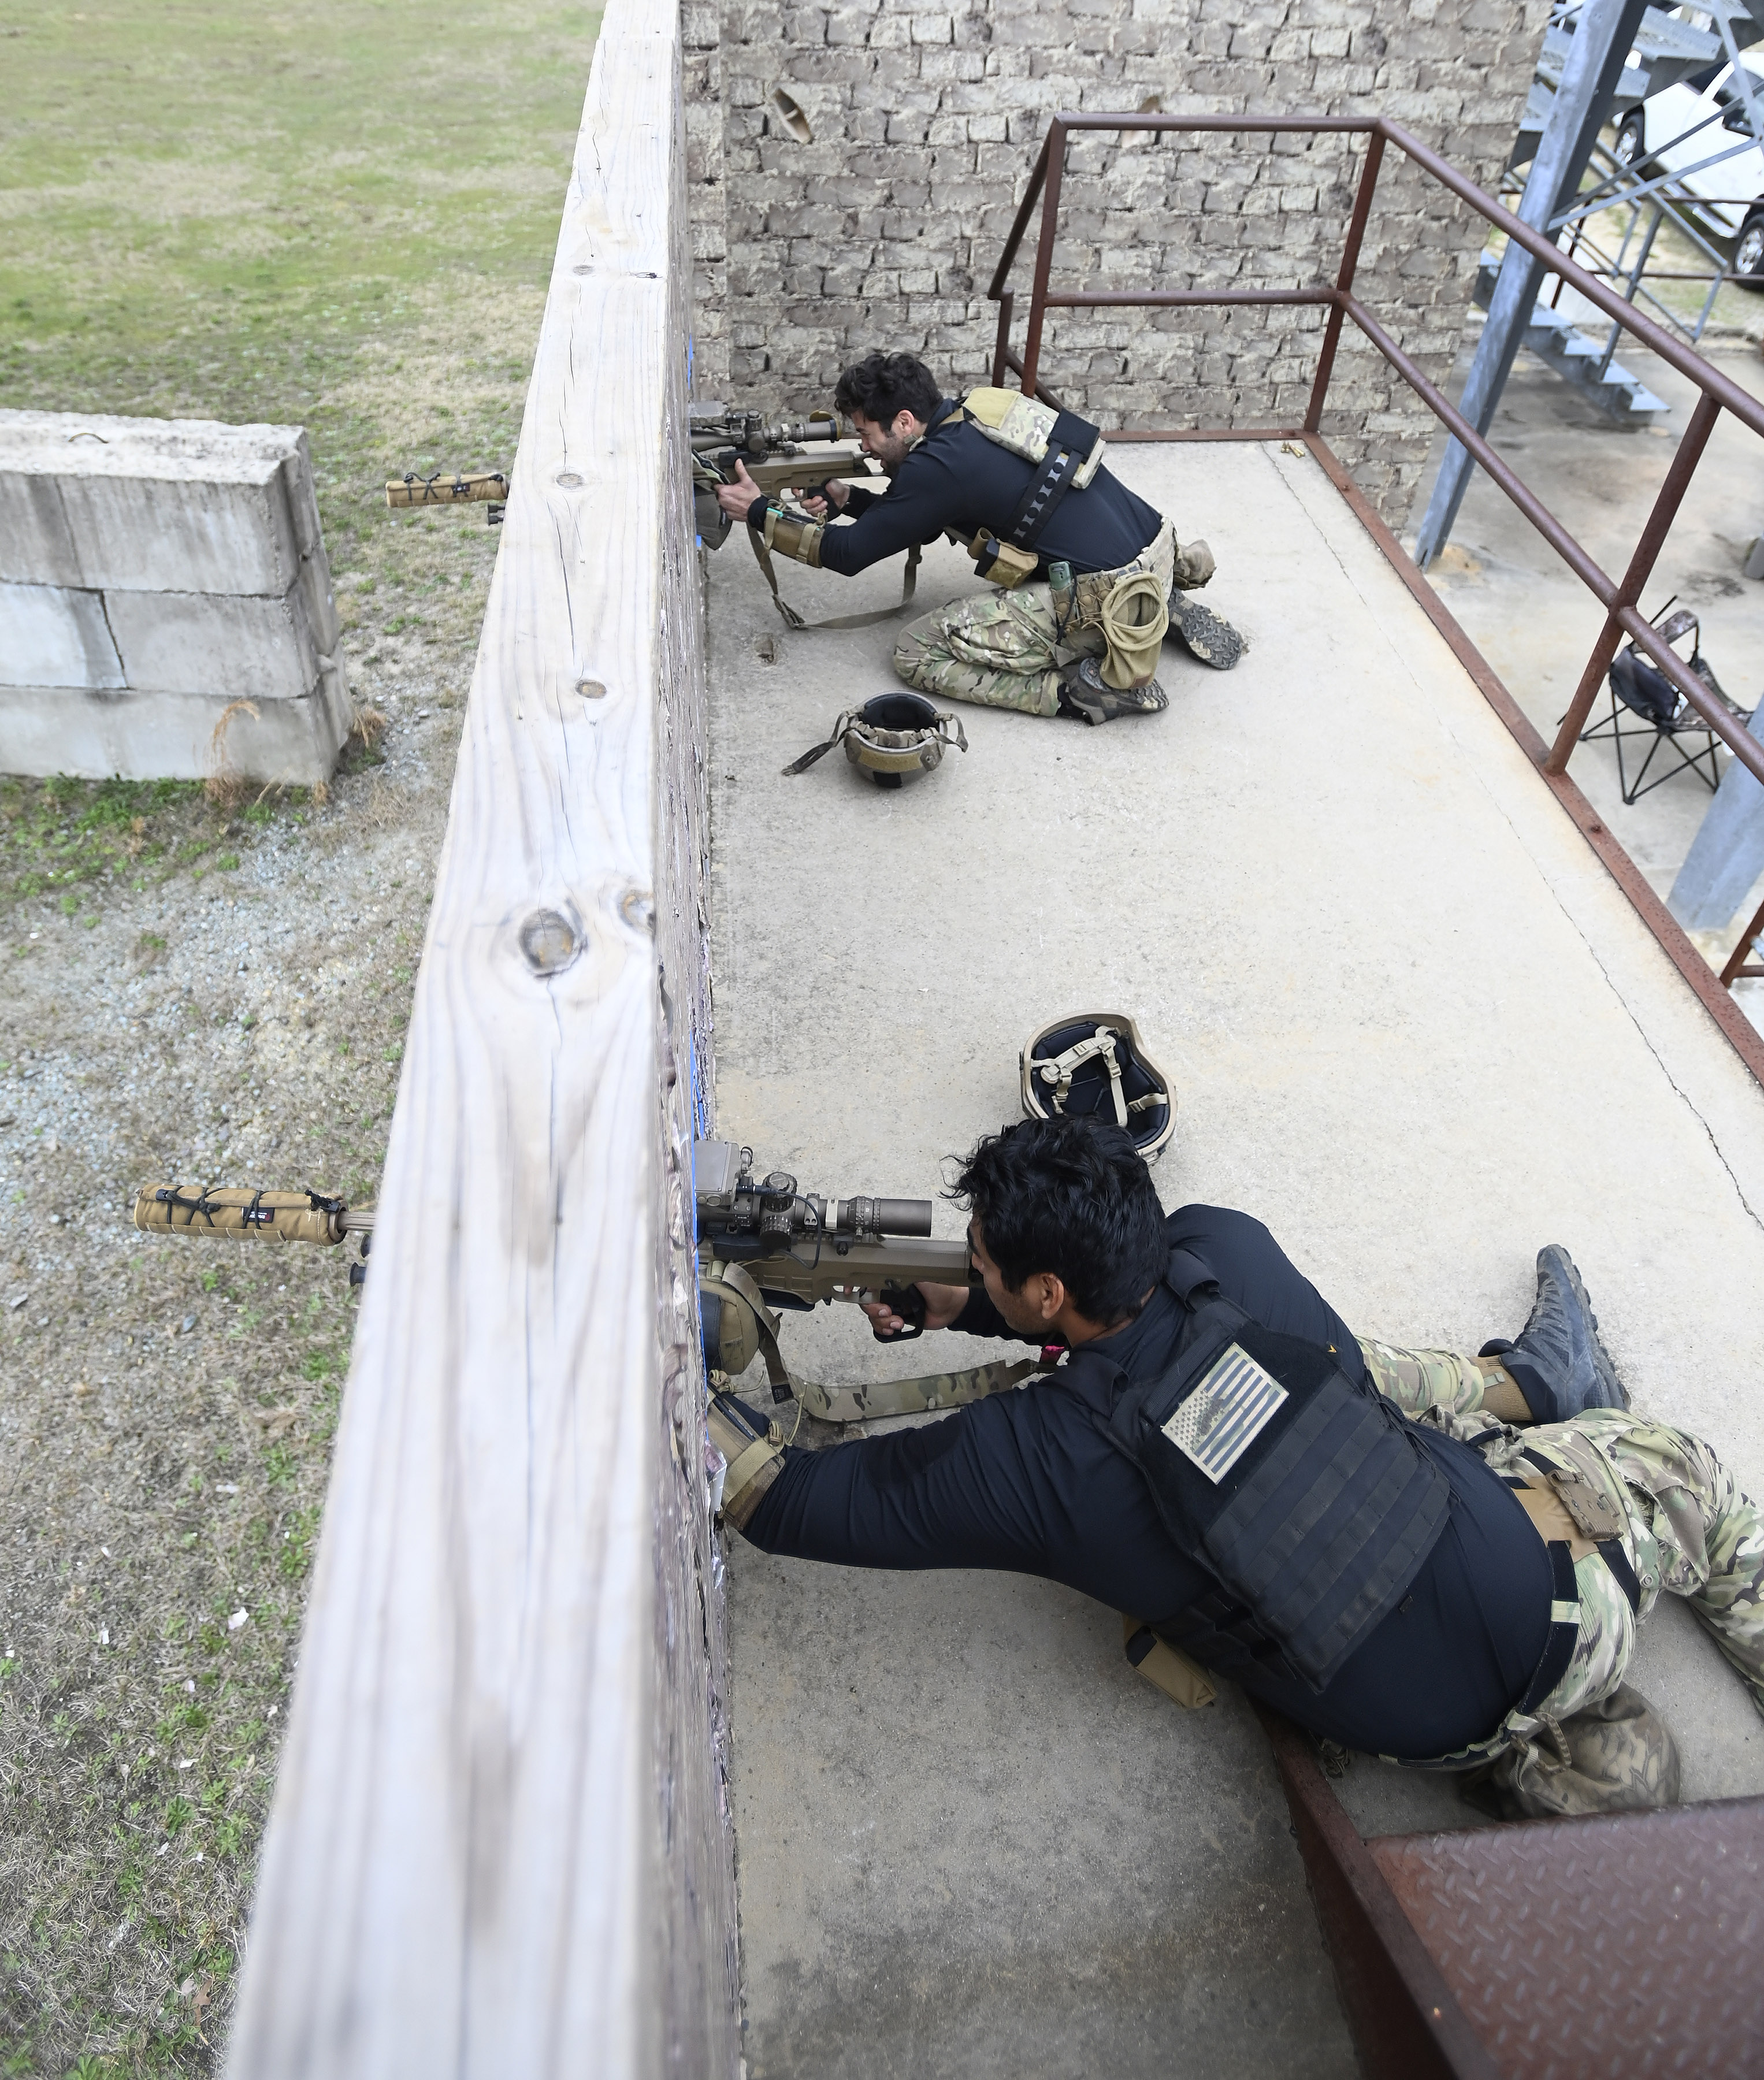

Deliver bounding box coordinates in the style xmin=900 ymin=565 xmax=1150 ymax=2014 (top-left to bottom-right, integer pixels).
xmin=833 ymin=351 xmax=942 ymax=428
xmin=950 ymin=1116 xmax=1166 ymax=1328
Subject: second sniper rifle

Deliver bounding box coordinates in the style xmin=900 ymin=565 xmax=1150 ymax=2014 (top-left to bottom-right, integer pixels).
xmin=131 ymin=1145 xmax=1048 ymax=1428
xmin=387 ymin=403 xmax=903 ymax=627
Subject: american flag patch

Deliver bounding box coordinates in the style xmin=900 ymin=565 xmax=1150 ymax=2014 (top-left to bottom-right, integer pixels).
xmin=1161 ymin=1344 xmax=1287 ymax=1484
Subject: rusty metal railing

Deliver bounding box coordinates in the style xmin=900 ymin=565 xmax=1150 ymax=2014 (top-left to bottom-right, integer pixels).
xmin=987 ymin=113 xmax=1764 ymax=794
xmin=986 ymin=113 xmax=1764 ymax=1080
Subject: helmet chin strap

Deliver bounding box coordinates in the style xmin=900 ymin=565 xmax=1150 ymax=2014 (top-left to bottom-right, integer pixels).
xmin=1037 ymin=1027 xmax=1129 ymax=1129
xmin=1020 ymin=1011 xmax=1177 ymax=1160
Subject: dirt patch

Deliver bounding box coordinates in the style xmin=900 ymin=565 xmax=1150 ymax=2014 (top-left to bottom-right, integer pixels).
xmin=0 ymin=3 xmax=596 ymax=2070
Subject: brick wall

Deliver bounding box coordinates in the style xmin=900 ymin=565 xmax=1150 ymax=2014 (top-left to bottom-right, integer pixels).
xmin=685 ymin=0 xmax=1548 ymax=525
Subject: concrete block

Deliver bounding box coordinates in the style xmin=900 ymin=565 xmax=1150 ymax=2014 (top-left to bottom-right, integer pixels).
xmin=103 ymin=584 xmax=326 ymax=703
xmin=0 ymin=668 xmax=351 ymax=786
xmin=0 ymin=411 xmax=303 ymax=596
xmin=0 ymin=409 xmax=349 ymax=781
xmin=0 ymin=582 xmax=125 ymax=690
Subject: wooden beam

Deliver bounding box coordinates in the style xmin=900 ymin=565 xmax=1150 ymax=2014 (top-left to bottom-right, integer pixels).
xmin=223 ymin=0 xmax=736 ymax=2070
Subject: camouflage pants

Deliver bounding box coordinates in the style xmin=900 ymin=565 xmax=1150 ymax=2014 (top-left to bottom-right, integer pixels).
xmin=892 ymin=584 xmax=1108 ymax=715
xmin=1358 ymin=1339 xmax=1764 ymax=1814
xmin=892 ymin=518 xmax=1184 ymax=714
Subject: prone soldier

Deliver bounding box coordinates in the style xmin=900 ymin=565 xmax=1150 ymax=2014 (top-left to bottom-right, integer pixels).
xmin=713 ymin=1114 xmax=1764 ymax=1819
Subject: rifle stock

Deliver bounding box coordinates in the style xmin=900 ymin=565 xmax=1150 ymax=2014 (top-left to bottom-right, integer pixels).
xmin=708 ymin=1234 xmax=972 ymax=1313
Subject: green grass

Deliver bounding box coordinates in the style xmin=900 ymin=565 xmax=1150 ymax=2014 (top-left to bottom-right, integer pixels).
xmin=0 ymin=0 xmax=596 ymax=463
xmin=0 ymin=4 xmax=596 ymax=2073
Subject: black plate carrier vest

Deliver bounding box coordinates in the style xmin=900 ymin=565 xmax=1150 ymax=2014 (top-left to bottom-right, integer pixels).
xmin=1097 ymin=1252 xmax=1452 ymax=1692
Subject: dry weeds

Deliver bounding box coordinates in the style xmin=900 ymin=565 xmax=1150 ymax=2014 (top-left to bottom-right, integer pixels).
xmin=202 ymin=705 xmax=262 ymax=816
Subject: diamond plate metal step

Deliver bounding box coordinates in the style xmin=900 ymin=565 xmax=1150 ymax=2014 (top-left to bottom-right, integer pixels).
xmin=1260 ymin=1703 xmax=1764 ymax=2079
xmin=1369 ymin=1800 xmax=1764 ymax=2078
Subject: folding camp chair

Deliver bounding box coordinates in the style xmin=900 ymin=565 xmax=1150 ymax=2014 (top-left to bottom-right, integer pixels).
xmin=1577 ymin=605 xmax=1752 ymax=805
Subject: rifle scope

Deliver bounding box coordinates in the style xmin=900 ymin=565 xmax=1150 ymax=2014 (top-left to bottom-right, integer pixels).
xmin=744 ymin=1172 xmax=934 ymax=1242
xmin=819 ymin=1195 xmax=934 ymax=1239
xmin=693 ymin=1145 xmax=934 ymax=1243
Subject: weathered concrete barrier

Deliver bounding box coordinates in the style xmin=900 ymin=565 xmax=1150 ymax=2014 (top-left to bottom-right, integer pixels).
xmin=0 ymin=411 xmax=352 ymax=784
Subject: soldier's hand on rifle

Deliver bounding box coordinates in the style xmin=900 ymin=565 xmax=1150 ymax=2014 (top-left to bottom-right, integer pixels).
xmin=798 ymin=480 xmax=849 ymax=518
xmin=714 ymin=460 xmax=765 ymax=520
xmin=860 ymin=1281 xmax=970 ymax=1340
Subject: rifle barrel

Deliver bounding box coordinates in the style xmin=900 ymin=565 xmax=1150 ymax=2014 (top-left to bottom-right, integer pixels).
xmin=132 ymin=1185 xmax=373 ymax=1244
xmin=385 ymin=471 xmax=508 ymax=508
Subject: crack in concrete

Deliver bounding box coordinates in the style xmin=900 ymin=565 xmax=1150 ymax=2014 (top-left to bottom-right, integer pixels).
xmin=1504 ymin=845 xmax=1764 ymax=1243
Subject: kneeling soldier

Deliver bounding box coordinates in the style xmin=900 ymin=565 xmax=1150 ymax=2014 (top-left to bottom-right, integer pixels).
xmin=712 ymin=350 xmax=1239 ymax=724
xmin=712 ymin=1115 xmax=1764 ymax=1819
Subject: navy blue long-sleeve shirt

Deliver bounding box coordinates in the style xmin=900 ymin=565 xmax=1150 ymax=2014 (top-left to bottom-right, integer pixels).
xmin=753 ymin=396 xmax=1165 ymax=580
xmin=742 ymin=1205 xmax=1551 ymax=1762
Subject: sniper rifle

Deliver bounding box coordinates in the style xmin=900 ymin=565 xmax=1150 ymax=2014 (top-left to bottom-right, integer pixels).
xmin=689 ymin=405 xmax=922 ymax=631
xmin=382 ymin=407 xmax=912 ymax=627
xmin=131 ymin=1149 xmax=1049 ymax=1427
xmin=381 ymin=413 xmax=866 ymax=544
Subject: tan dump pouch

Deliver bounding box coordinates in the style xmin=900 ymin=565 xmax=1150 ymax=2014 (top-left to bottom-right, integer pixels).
xmin=133 ymin=1185 xmax=344 ymax=1246
xmin=1065 ymin=520 xmax=1175 ymax=689
xmin=1122 ymin=1615 xmax=1217 ymax=1710
xmin=961 ymin=529 xmax=1040 ymax=590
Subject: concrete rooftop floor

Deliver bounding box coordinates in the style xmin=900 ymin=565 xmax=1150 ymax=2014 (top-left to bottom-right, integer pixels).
xmin=705 ymin=439 xmax=1764 ymax=2079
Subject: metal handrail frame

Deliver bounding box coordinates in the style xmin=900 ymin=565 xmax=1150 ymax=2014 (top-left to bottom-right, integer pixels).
xmin=986 ymin=112 xmax=1764 ymax=1080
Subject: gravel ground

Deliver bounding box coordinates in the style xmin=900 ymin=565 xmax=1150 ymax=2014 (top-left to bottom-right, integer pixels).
xmin=0 ymin=652 xmax=473 ymax=2070
xmin=0 ymin=0 xmax=592 ymax=2057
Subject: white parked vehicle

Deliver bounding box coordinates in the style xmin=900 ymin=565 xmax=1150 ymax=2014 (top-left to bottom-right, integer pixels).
xmin=1613 ymin=57 xmax=1764 ymax=279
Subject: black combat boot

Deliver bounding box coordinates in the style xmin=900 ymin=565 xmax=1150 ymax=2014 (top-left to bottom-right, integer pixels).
xmin=1480 ymin=1245 xmax=1629 ymax=1425
xmin=1056 ymin=655 xmax=1168 ymax=725
xmin=1166 ymin=594 xmax=1246 ymax=671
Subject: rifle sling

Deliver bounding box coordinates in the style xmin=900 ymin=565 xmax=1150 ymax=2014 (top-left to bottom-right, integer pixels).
xmin=710 ymin=1261 xmax=1050 ymax=1424
xmin=748 ymin=526 xmax=922 ymax=632
xmin=793 ymin=1355 xmax=1048 ymax=1426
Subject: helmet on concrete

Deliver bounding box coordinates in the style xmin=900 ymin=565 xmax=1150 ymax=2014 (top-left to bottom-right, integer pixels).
xmin=1020 ymin=1011 xmax=1175 ymax=1161
xmin=784 ymin=691 xmax=967 ymax=789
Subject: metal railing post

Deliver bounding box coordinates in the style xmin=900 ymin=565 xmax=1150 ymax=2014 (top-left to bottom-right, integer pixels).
xmin=1306 ymin=127 xmax=1386 ymax=433
xmin=1545 ymin=390 xmax=1723 ymax=772
xmin=1019 ymin=120 xmax=1068 ymax=400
